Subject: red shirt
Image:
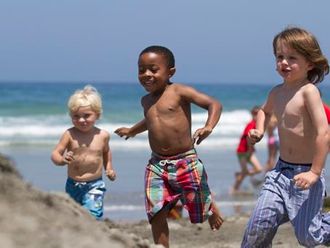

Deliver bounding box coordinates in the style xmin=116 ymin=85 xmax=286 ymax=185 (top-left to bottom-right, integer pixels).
xmin=323 ymin=103 xmax=330 ymax=124
xmin=236 ymin=120 xmax=256 ymax=153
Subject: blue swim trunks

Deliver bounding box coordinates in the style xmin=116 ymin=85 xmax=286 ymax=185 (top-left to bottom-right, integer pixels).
xmin=65 ymin=177 xmax=106 ymax=219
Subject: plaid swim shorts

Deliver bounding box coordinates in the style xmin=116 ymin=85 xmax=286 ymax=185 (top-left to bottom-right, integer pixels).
xmin=145 ymin=149 xmax=212 ymax=223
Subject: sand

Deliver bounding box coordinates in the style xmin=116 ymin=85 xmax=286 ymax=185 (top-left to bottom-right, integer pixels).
xmin=0 ymin=153 xmax=325 ymax=248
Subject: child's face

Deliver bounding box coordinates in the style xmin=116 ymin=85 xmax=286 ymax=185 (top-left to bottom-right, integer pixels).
xmin=70 ymin=106 xmax=99 ymax=132
xmin=138 ymin=52 xmax=175 ymax=93
xmin=275 ymin=41 xmax=313 ymax=84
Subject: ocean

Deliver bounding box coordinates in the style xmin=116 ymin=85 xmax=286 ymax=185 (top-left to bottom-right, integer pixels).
xmin=1 ymin=81 xmax=330 ymax=222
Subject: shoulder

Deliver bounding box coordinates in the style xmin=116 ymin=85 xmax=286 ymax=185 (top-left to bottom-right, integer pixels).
xmin=66 ymin=128 xmax=75 ymax=137
xmin=98 ymin=128 xmax=110 ymax=136
xmin=99 ymin=128 xmax=110 ymax=141
xmin=301 ymin=83 xmax=318 ymax=95
xmin=170 ymin=83 xmax=201 ymax=96
xmin=57 ymin=129 xmax=73 ymax=145
xmin=170 ymin=83 xmax=192 ymax=91
xmin=269 ymin=83 xmax=284 ymax=95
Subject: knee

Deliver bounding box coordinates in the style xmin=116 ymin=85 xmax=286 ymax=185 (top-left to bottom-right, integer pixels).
xmin=295 ymin=232 xmax=318 ymax=247
xmin=242 ymin=226 xmax=272 ymax=248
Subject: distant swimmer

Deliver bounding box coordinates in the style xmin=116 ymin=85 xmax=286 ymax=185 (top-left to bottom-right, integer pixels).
xmin=231 ymin=106 xmax=263 ymax=195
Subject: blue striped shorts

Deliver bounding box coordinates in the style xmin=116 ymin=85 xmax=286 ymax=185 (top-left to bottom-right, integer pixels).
xmin=241 ymin=158 xmax=330 ymax=247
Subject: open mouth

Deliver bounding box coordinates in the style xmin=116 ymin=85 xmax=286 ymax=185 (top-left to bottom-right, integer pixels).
xmin=281 ymin=68 xmax=291 ymax=73
xmin=142 ymin=80 xmax=155 ymax=89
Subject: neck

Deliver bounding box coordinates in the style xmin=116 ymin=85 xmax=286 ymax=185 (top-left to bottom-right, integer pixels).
xmin=283 ymin=78 xmax=309 ymax=88
xmin=151 ymin=82 xmax=172 ymax=96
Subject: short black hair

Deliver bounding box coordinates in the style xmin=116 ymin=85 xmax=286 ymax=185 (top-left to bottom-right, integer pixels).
xmin=139 ymin=45 xmax=175 ymax=68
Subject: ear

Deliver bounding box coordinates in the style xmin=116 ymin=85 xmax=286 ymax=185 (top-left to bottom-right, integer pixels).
xmin=169 ymin=67 xmax=176 ymax=78
xmin=307 ymin=62 xmax=314 ymax=71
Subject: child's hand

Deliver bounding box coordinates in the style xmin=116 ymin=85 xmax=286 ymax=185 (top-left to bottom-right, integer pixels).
xmin=293 ymin=171 xmax=319 ymax=190
xmin=193 ymin=126 xmax=213 ymax=145
xmin=106 ymin=169 xmax=116 ymax=181
xmin=63 ymin=151 xmax=74 ymax=164
xmin=115 ymin=127 xmax=134 ymax=140
xmin=248 ymin=129 xmax=263 ymax=144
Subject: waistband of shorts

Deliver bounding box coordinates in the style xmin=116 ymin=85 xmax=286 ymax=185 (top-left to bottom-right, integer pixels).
xmin=152 ymin=148 xmax=197 ymax=160
xmin=278 ymin=157 xmax=312 ymax=167
xmin=67 ymin=177 xmax=102 ymax=184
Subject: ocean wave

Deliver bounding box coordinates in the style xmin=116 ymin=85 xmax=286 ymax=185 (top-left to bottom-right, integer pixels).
xmin=0 ymin=110 xmax=263 ymax=148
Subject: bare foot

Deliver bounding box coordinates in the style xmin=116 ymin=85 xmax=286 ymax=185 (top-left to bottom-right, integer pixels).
xmin=208 ymin=203 xmax=224 ymax=231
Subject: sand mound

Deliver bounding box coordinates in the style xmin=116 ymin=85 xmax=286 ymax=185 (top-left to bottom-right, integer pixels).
xmin=0 ymin=154 xmax=158 ymax=248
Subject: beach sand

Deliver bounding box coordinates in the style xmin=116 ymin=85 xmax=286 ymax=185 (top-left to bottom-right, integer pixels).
xmin=115 ymin=215 xmax=303 ymax=248
xmin=2 ymin=153 xmax=323 ymax=248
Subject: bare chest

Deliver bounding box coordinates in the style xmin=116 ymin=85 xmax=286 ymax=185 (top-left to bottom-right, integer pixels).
xmin=144 ymin=94 xmax=185 ymax=119
xmin=274 ymin=91 xmax=309 ymax=132
xmin=69 ymin=133 xmax=104 ymax=151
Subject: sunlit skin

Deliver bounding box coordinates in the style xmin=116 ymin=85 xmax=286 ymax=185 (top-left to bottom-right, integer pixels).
xmin=248 ymin=41 xmax=329 ymax=190
xmin=115 ymin=51 xmax=224 ymax=247
xmin=117 ymin=52 xmax=222 ymax=155
xmin=51 ymin=106 xmax=116 ymax=181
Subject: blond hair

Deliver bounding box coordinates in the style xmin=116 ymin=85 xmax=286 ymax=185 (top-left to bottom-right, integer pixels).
xmin=67 ymin=85 xmax=102 ymax=116
xmin=273 ymin=27 xmax=329 ymax=84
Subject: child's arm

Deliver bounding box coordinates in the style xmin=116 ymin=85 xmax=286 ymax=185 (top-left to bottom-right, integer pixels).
xmin=103 ymin=131 xmax=116 ymax=181
xmin=193 ymin=98 xmax=222 ymax=145
xmin=51 ymin=130 xmax=74 ymax=166
xmin=248 ymin=90 xmax=275 ymax=144
xmin=114 ymin=119 xmax=147 ymax=140
xmin=248 ymin=109 xmax=267 ymax=144
xmin=293 ymin=85 xmax=329 ymax=189
xmin=178 ymin=84 xmax=222 ymax=144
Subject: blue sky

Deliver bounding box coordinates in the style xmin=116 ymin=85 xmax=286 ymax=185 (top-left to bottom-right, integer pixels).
xmin=1 ymin=0 xmax=330 ymax=84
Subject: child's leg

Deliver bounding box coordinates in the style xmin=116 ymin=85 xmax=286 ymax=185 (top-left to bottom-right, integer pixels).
xmin=289 ymin=175 xmax=330 ymax=246
xmin=232 ymin=155 xmax=249 ymax=193
xmin=144 ymin=159 xmax=174 ymax=247
xmin=150 ymin=208 xmax=170 ymax=248
xmin=241 ymin=172 xmax=288 ymax=247
xmin=248 ymin=154 xmax=264 ymax=187
xmin=248 ymin=153 xmax=262 ymax=175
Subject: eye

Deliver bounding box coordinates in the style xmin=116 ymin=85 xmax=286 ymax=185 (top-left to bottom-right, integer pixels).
xmin=276 ymin=55 xmax=284 ymax=60
xmin=139 ymin=67 xmax=146 ymax=74
xmin=150 ymin=66 xmax=159 ymax=73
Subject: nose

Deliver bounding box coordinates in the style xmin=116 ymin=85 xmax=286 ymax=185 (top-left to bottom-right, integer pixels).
xmin=144 ymin=69 xmax=152 ymax=76
xmin=78 ymin=117 xmax=86 ymax=122
xmin=281 ymin=58 xmax=289 ymax=65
